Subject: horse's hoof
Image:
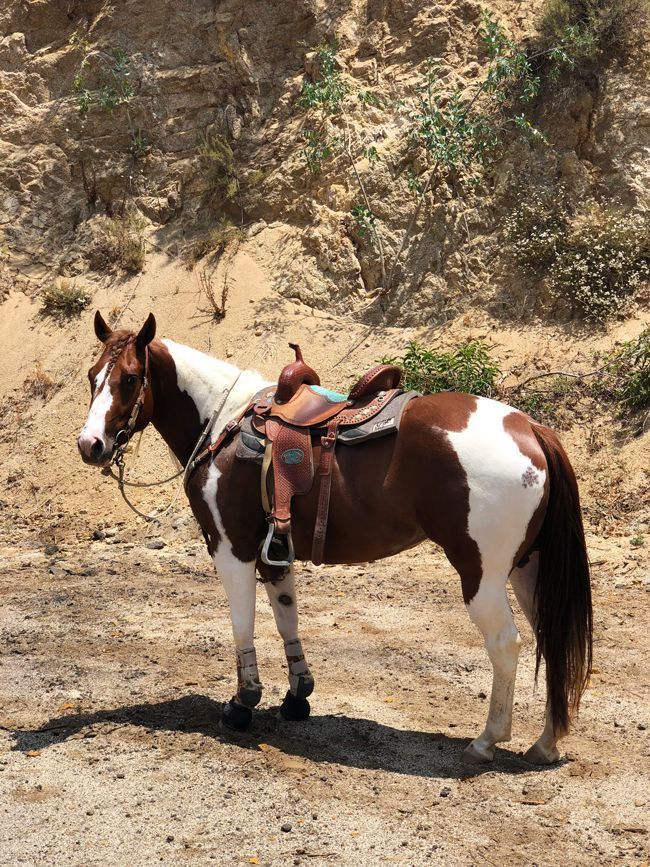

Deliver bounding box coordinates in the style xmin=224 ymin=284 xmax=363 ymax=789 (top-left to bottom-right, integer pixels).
xmin=221 ymin=698 xmax=253 ymax=732
xmin=524 ymin=742 xmax=560 ymax=765
xmin=461 ymin=740 xmax=494 ymax=764
xmin=279 ymin=690 xmax=311 ymax=721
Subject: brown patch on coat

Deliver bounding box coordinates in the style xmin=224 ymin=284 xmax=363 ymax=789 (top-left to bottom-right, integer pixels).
xmin=192 ymin=391 xmax=482 ymax=603
xmin=503 ymin=411 xmax=547 ymax=471
xmin=503 ymin=412 xmax=550 ymax=570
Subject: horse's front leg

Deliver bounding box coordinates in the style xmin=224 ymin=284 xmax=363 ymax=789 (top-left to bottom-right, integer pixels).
xmin=213 ymin=547 xmax=261 ymax=732
xmin=264 ymin=568 xmax=314 ymax=721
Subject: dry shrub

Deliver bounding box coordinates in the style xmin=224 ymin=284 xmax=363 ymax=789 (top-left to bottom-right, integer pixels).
xmin=183 ymin=218 xmax=243 ymax=269
xmin=41 ymin=278 xmax=91 ymax=318
xmin=198 ymin=132 xmax=239 ymax=202
xmin=506 ymin=195 xmax=649 ymax=319
xmin=106 ymin=211 xmax=147 ymax=272
xmin=550 ymin=206 xmax=650 ymax=319
xmin=23 ymin=362 xmax=56 ymax=400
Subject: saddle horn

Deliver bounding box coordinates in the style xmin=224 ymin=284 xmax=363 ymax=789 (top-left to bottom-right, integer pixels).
xmin=274 ymin=343 xmax=320 ymax=404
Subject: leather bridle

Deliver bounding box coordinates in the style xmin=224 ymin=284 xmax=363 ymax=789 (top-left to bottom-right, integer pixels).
xmin=111 ymin=345 xmax=150 ymax=462
xmin=103 ymin=354 xmax=245 ymax=522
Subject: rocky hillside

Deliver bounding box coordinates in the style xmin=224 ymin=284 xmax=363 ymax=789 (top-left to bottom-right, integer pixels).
xmin=0 ymin=0 xmax=648 ymax=548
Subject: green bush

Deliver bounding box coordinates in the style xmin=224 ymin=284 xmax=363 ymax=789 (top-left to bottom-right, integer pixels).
xmin=41 ymin=279 xmax=90 ymax=318
xmin=385 ymin=340 xmax=501 ymax=396
xmin=597 ymin=329 xmax=650 ymax=412
xmin=537 ymin=0 xmax=649 ymax=62
xmin=297 ymin=41 xmax=347 ymax=114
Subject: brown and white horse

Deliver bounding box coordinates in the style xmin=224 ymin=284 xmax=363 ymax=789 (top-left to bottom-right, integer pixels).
xmin=78 ymin=312 xmax=592 ymax=765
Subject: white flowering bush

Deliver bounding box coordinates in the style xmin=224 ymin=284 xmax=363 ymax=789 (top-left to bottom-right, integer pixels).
xmin=550 ymin=206 xmax=649 ymax=318
xmin=506 ymin=196 xmax=649 ymax=319
xmin=504 ymin=189 xmax=568 ymax=271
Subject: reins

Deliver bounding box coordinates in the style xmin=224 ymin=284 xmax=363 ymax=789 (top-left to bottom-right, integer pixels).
xmin=103 ymin=364 xmax=244 ymax=523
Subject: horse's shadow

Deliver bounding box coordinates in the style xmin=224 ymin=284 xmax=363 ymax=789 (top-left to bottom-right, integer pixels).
xmin=9 ymin=694 xmax=554 ymax=779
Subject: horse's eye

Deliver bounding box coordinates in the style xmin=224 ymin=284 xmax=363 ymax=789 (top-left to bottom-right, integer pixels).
xmin=125 ymin=374 xmax=138 ymax=387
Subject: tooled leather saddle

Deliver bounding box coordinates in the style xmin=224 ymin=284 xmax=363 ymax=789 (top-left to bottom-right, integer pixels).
xmin=208 ymin=344 xmax=408 ymax=568
xmin=254 ymin=344 xmax=405 ymax=567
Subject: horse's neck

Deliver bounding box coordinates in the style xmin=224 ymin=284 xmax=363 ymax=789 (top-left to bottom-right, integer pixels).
xmin=149 ymin=338 xmax=269 ymax=465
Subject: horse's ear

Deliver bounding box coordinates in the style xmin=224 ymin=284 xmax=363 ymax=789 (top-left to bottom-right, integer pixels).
xmin=94 ymin=310 xmax=112 ymax=343
xmin=136 ymin=312 xmax=156 ymax=352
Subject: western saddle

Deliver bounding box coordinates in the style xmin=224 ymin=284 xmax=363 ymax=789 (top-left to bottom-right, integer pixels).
xmin=211 ymin=344 xmax=404 ymax=568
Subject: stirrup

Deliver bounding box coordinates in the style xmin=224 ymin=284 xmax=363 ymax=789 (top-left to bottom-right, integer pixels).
xmin=261 ymin=521 xmax=295 ymax=567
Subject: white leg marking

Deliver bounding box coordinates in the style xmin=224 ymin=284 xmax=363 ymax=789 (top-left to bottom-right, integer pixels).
xmin=203 ymin=462 xmax=261 ymax=703
xmin=265 ymin=568 xmax=300 ymax=643
xmin=463 ymin=579 xmax=521 ymax=763
xmin=447 ymin=400 xmax=547 ymax=763
xmin=511 ymin=553 xmax=561 ymax=764
xmin=265 ymin=569 xmax=313 ymax=697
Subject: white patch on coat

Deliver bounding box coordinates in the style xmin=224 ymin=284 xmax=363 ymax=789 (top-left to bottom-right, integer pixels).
xmin=162 ymin=339 xmax=270 ymax=440
xmin=79 ymin=362 xmax=114 ymax=447
xmin=446 ymin=397 xmax=547 ymax=583
xmin=203 ymin=461 xmax=257 ymax=649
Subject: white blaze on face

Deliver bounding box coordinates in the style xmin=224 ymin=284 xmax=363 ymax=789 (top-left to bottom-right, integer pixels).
xmin=79 ymin=362 xmax=116 ymax=451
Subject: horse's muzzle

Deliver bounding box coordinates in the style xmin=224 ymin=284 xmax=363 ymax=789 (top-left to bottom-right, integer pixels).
xmin=77 ymin=433 xmax=112 ymax=466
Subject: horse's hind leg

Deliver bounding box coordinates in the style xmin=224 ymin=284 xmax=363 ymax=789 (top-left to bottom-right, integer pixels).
xmin=510 ymin=552 xmax=561 ymax=764
xmin=461 ymin=572 xmax=522 ymax=765
xmin=213 ymin=550 xmax=262 ymax=731
xmin=265 ymin=567 xmax=314 ymax=721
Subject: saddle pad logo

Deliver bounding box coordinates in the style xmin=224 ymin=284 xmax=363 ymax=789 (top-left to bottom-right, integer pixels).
xmin=281 ymin=448 xmax=304 ymax=465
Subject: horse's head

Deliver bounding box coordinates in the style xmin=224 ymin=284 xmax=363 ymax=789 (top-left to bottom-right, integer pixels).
xmin=77 ymin=311 xmax=156 ymax=466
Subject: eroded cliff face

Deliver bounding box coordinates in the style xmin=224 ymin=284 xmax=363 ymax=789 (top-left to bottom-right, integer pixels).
xmin=0 ymin=0 xmax=648 ymax=323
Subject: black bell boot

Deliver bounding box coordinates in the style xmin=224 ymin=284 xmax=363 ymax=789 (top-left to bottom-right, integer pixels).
xmin=279 ymin=689 xmax=311 ymax=721
xmin=221 ymin=697 xmax=253 ymax=732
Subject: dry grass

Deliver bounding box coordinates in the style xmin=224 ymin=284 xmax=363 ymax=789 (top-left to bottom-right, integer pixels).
xmin=23 ymin=362 xmax=56 ymax=400
xmin=107 ymin=212 xmax=147 ymax=272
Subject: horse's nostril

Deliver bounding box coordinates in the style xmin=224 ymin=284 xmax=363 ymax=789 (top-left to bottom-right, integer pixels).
xmin=90 ymin=438 xmax=104 ymax=458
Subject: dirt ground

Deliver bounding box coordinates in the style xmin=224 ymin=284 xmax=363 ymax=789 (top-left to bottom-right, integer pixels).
xmin=0 ymin=520 xmax=648 ymax=866
xmin=0 ymin=246 xmax=649 ymax=865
